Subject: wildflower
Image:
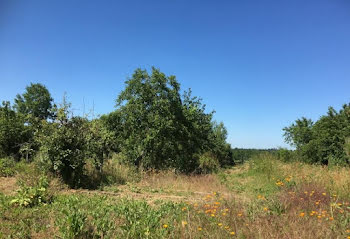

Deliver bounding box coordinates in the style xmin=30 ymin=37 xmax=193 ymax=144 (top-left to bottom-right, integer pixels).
xmin=322 ymin=192 xmax=326 ymax=196
xmin=214 ymin=201 xmax=220 ymax=205
xmin=224 ymin=226 xmax=230 ymax=229
xmin=222 ymin=213 xmax=227 ymax=216
xmin=329 ymin=217 xmax=334 ymax=221
xmin=198 ymin=227 xmax=202 ymax=231
xmin=230 ymin=231 xmax=235 ymax=235
xmin=211 ymin=214 xmax=215 ymax=217
xmin=237 ymin=213 xmax=243 ymax=217
xmin=218 ymin=223 xmax=223 ymax=227
xmin=263 ymin=207 xmax=268 ymax=211
xmin=346 ymin=229 xmax=350 ymax=233
xmin=163 ymin=224 xmax=168 ymax=228
xmin=299 ymin=212 xmax=305 ymax=217
xmin=181 ymin=221 xmax=188 ymax=227
xmin=182 ymin=207 xmax=187 ymax=211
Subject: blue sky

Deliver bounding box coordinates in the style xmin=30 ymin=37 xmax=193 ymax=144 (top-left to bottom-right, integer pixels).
xmin=1 ymin=0 xmax=350 ymax=148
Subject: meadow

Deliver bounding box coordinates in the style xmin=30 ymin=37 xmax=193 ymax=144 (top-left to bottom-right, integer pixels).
xmin=1 ymin=154 xmax=350 ymax=239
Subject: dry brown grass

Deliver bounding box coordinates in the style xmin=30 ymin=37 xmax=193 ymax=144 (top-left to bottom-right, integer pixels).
xmin=139 ymin=170 xmax=230 ymax=195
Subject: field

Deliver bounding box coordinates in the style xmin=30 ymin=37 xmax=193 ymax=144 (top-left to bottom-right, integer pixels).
xmin=1 ymin=155 xmax=350 ymax=239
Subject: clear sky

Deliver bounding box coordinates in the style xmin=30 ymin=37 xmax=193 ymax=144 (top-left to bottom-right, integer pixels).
xmin=1 ymin=0 xmax=350 ymax=149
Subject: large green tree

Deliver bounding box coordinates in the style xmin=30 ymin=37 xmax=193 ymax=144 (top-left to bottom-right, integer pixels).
xmin=112 ymin=67 xmax=218 ymax=172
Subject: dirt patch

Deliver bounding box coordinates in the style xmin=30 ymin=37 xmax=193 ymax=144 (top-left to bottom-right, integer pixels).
xmin=0 ymin=177 xmax=18 ymax=195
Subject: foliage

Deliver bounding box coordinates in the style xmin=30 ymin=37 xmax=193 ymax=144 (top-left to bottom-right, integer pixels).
xmin=198 ymin=152 xmax=220 ymax=173
xmin=284 ymin=104 xmax=350 ymax=165
xmin=110 ymin=67 xmax=231 ymax=172
xmin=10 ymin=175 xmax=50 ymax=207
xmin=86 ymin=119 xmax=117 ymax=172
xmin=0 ymin=157 xmax=17 ymax=177
xmin=38 ymin=100 xmax=90 ymax=188
xmin=14 ymin=83 xmax=54 ymax=120
xmin=231 ymin=148 xmax=276 ymax=164
xmin=0 ymin=101 xmax=32 ymax=158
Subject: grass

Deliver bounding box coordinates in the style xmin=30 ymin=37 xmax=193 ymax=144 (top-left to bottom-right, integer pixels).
xmin=1 ymin=155 xmax=350 ymax=238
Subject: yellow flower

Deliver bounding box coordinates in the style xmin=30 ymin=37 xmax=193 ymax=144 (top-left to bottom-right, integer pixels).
xmin=163 ymin=224 xmax=168 ymax=228
xmin=230 ymin=231 xmax=235 ymax=235
xmin=181 ymin=221 xmax=188 ymax=227
xmin=263 ymin=207 xmax=268 ymax=211
xmin=218 ymin=223 xmax=223 ymax=227
xmin=211 ymin=214 xmax=215 ymax=217
xmin=237 ymin=213 xmax=242 ymax=217
xmin=198 ymin=227 xmax=202 ymax=231
xmin=182 ymin=207 xmax=187 ymax=211
xmin=224 ymin=226 xmax=230 ymax=229
xmin=299 ymin=212 xmax=305 ymax=217
xmin=322 ymin=192 xmax=326 ymax=196
xmin=222 ymin=212 xmax=227 ymax=216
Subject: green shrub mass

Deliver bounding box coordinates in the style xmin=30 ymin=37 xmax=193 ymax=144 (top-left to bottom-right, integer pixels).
xmin=0 ymin=68 xmax=234 ymax=188
xmin=283 ymin=104 xmax=350 ymax=165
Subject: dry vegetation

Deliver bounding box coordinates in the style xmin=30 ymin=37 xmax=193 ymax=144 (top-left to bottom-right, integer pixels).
xmin=1 ymin=155 xmax=350 ymax=238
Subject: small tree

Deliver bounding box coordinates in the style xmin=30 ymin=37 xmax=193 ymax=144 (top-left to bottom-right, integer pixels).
xmin=39 ymin=100 xmax=89 ymax=188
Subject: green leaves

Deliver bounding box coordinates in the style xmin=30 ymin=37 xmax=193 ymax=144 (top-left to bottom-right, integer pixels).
xmin=284 ymin=103 xmax=350 ymax=165
xmin=14 ymin=83 xmax=54 ymax=120
xmin=111 ymin=67 xmax=230 ymax=172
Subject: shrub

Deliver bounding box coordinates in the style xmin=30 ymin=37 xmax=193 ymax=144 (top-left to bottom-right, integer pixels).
xmin=0 ymin=158 xmax=16 ymax=177
xmin=39 ymin=102 xmax=90 ymax=188
xmin=10 ymin=175 xmax=50 ymax=207
xmin=198 ymin=152 xmax=220 ymax=173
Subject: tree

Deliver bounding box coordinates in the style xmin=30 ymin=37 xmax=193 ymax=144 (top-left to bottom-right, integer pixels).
xmin=113 ymin=67 xmax=217 ymax=172
xmin=86 ymin=119 xmax=117 ymax=172
xmin=39 ymin=100 xmax=89 ymax=188
xmin=208 ymin=121 xmax=233 ymax=166
xmin=14 ymin=83 xmax=54 ymax=120
xmin=283 ymin=117 xmax=314 ymax=149
xmin=0 ymin=101 xmax=32 ymax=158
xmin=283 ymin=104 xmax=350 ymax=165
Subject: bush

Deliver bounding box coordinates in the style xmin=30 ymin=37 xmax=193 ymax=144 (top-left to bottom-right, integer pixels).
xmin=39 ymin=105 xmax=90 ymax=188
xmin=276 ymin=148 xmax=295 ymax=162
xmin=84 ymin=154 xmax=140 ymax=189
xmin=10 ymin=175 xmax=51 ymax=207
xmin=198 ymin=152 xmax=220 ymax=173
xmin=0 ymin=158 xmax=16 ymax=177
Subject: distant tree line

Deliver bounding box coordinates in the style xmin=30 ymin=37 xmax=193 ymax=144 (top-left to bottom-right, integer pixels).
xmin=0 ymin=68 xmax=234 ymax=187
xmin=283 ymin=104 xmax=350 ymax=166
